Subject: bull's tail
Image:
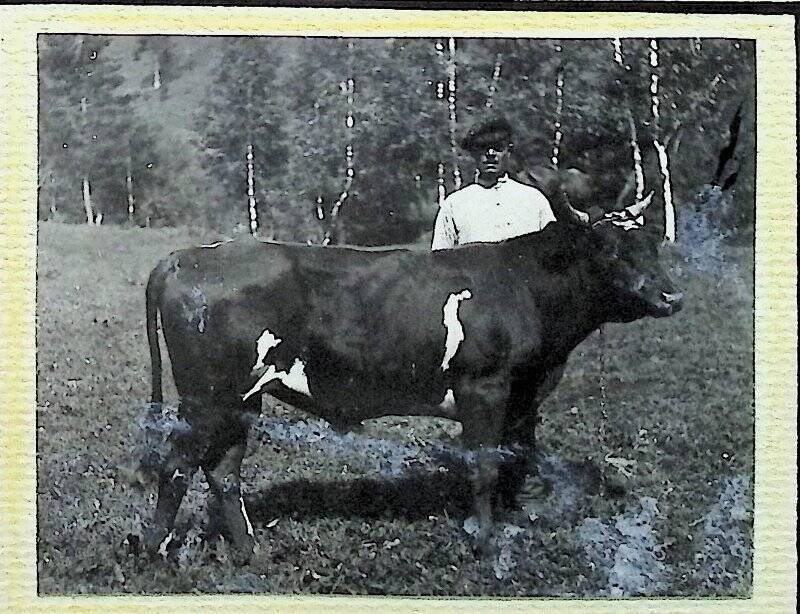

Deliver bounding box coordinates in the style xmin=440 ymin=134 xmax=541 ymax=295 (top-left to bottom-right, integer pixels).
xmin=145 ymin=261 xmax=167 ymax=405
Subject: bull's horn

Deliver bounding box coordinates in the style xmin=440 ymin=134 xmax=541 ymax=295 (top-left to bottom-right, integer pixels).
xmin=625 ymin=191 xmax=654 ymax=218
xmin=553 ymin=190 xmax=590 ymax=226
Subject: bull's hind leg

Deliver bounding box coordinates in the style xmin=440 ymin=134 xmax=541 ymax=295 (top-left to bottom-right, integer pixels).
xmin=145 ymin=400 xmax=206 ymax=557
xmin=201 ymin=396 xmax=257 ymax=565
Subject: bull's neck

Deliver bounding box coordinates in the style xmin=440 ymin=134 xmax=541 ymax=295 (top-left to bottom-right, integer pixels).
xmin=501 ymin=230 xmax=610 ymax=359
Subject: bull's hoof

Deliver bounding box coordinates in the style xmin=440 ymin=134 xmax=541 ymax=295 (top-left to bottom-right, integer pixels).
xmin=464 ymin=517 xmax=498 ymax=559
xmin=472 ymin=532 xmax=498 ymax=559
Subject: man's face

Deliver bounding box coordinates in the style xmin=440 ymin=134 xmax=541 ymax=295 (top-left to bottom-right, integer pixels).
xmin=474 ymin=142 xmax=512 ymax=179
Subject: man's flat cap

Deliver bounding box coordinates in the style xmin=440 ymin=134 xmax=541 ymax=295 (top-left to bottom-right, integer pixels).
xmin=461 ymin=115 xmax=514 ymax=153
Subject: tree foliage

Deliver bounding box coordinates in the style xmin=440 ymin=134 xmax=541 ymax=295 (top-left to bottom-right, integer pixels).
xmin=38 ymin=35 xmax=755 ymax=244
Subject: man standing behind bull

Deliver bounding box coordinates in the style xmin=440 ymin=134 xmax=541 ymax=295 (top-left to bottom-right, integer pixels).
xmin=431 ymin=115 xmax=556 ymax=250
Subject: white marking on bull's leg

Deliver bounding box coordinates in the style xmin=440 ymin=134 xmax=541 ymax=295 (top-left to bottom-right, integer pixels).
xmin=441 ymin=289 xmax=472 ymax=371
xmin=157 ymin=531 xmax=174 ymax=558
xmin=240 ymin=495 xmax=255 ymax=537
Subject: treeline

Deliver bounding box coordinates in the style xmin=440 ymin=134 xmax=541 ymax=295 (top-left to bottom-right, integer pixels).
xmin=38 ymin=35 xmax=754 ymax=245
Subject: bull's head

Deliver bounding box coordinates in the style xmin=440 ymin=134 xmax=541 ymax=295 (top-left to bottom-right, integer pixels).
xmin=548 ymin=171 xmax=683 ymax=322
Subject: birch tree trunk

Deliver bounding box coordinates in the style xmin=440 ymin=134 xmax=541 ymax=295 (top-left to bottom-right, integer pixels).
xmin=49 ymin=173 xmax=57 ymax=215
xmin=78 ymin=35 xmax=91 ymax=224
xmin=243 ymin=67 xmax=258 ymax=236
xmin=612 ymin=38 xmax=645 ymax=211
xmin=246 ymin=143 xmax=257 ymax=235
xmin=550 ymin=48 xmax=564 ymax=169
xmin=126 ymin=154 xmax=135 ymax=224
xmin=81 ymin=177 xmax=94 ymax=225
xmin=80 ymin=92 xmax=95 ymax=225
xmin=323 ymin=42 xmax=357 ymax=246
xmin=435 ymin=40 xmax=448 ymax=203
xmin=437 ymin=162 xmax=446 ymax=205
xmin=485 ymin=52 xmax=503 ymax=109
xmin=446 ymin=37 xmax=461 ymax=190
xmin=649 ymin=39 xmax=676 ymax=243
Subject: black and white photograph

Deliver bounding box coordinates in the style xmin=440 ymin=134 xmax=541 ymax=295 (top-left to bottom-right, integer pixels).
xmin=33 ymin=26 xmax=758 ymax=597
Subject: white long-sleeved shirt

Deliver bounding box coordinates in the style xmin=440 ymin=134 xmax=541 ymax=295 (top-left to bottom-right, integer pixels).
xmin=431 ymin=175 xmax=556 ymax=250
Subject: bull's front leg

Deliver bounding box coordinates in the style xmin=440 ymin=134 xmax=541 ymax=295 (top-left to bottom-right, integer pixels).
xmin=458 ymin=375 xmax=509 ymax=556
xmin=497 ymin=364 xmax=567 ymax=508
xmin=201 ymin=405 xmax=256 ymax=565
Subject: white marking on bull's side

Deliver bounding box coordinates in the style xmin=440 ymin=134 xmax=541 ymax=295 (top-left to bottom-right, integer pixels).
xmin=252 ymin=329 xmax=282 ymax=371
xmin=171 ymin=469 xmax=185 ymax=481
xmin=243 ymin=329 xmax=312 ymax=401
xmin=283 ymin=358 xmax=311 ymax=396
xmin=441 ymin=289 xmax=472 ymax=371
xmin=157 ymin=531 xmax=174 ymax=558
xmin=240 ymin=495 xmax=254 ymax=537
xmin=243 ymin=359 xmax=312 ymax=401
xmin=243 ymin=366 xmax=276 ymax=402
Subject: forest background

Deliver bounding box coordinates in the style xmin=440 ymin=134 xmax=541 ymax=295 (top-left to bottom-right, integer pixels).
xmin=38 ymin=35 xmax=755 ymax=246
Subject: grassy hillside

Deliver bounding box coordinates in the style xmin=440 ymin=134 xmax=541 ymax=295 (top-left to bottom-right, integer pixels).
xmin=36 ymin=221 xmax=753 ymax=596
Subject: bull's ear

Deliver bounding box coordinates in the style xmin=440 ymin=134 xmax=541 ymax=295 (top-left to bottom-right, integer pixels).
xmin=562 ymin=167 xmax=594 ymax=203
xmin=527 ymin=165 xmax=560 ymax=199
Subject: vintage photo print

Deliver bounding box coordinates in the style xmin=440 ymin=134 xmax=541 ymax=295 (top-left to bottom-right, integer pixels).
xmin=0 ymin=3 xmax=796 ymax=611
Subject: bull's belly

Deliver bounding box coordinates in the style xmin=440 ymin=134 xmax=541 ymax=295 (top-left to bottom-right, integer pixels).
xmin=234 ymin=326 xmax=463 ymax=425
xmin=246 ymin=365 xmax=458 ymax=426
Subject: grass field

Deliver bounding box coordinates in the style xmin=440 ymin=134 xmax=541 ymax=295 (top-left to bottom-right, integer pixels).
xmin=36 ymin=220 xmax=753 ymax=596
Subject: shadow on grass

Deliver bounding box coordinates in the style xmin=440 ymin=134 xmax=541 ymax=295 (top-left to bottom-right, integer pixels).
xmin=246 ymin=465 xmax=474 ymax=523
xmin=245 ymin=452 xmax=612 ymax=527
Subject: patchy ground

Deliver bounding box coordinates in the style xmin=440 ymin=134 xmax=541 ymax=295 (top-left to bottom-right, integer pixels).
xmin=36 ymin=220 xmax=753 ymax=596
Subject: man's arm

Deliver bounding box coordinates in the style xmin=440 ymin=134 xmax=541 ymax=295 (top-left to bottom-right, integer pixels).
xmin=431 ymin=200 xmax=458 ymax=250
xmin=534 ymin=188 xmax=557 ymax=229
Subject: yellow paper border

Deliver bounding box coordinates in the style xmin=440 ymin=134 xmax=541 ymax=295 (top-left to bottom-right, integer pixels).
xmin=0 ymin=5 xmax=796 ymax=613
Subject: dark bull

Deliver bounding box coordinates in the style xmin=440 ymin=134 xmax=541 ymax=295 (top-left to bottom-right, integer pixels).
xmin=142 ymin=176 xmax=682 ymax=563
